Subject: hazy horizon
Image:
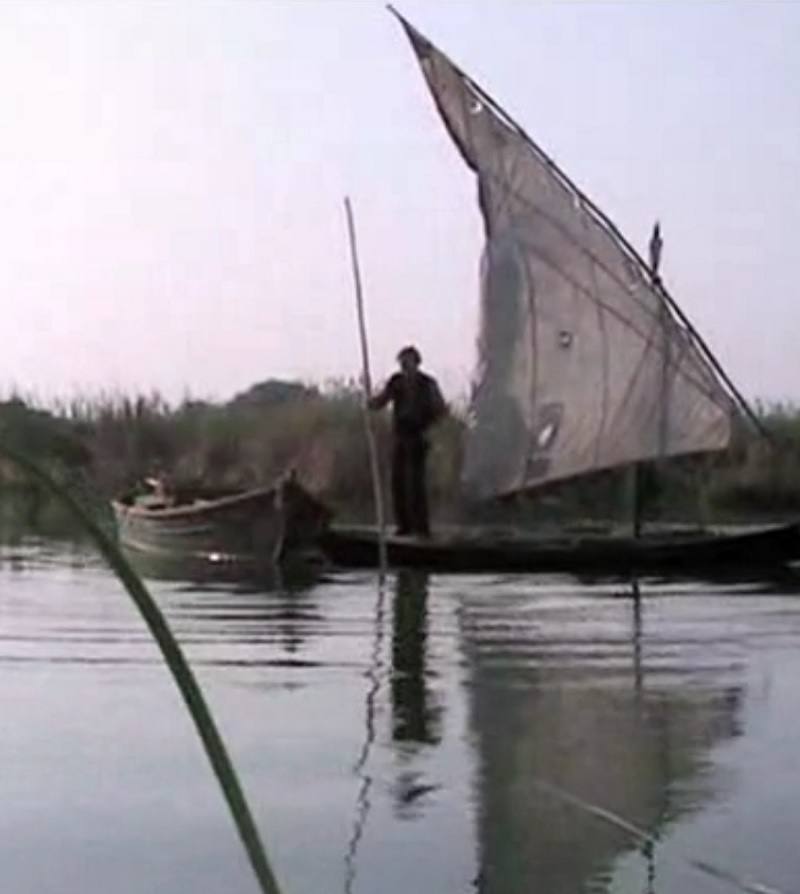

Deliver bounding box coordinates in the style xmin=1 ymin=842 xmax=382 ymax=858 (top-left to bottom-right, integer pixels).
xmin=1 ymin=1 xmax=798 ymax=404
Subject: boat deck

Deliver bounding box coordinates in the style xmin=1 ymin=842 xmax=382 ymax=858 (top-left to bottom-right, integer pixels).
xmin=320 ymin=521 xmax=800 ymax=574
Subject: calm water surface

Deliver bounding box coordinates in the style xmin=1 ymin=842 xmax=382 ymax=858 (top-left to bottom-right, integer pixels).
xmin=1 ymin=539 xmax=799 ymax=894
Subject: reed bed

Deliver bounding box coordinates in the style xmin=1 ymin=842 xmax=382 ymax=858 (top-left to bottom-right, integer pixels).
xmin=1 ymin=382 xmax=800 ymax=523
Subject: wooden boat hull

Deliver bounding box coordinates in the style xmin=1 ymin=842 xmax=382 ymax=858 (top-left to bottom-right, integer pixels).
xmin=120 ymin=545 xmax=325 ymax=589
xmin=113 ymin=477 xmax=331 ymax=566
xmin=319 ymin=522 xmax=800 ymax=575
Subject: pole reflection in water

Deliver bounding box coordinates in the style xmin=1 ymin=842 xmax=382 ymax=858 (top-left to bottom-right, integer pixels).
xmin=345 ymin=569 xmax=447 ymax=891
xmin=343 ymin=572 xmax=388 ymax=894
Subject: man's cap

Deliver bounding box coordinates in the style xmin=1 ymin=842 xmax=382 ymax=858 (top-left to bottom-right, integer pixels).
xmin=397 ymin=345 xmax=422 ymax=363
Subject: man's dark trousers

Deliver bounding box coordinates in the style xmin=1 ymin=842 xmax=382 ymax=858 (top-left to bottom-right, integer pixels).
xmin=391 ymin=436 xmax=429 ymax=535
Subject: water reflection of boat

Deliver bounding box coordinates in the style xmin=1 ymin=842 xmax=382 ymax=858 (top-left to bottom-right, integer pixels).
xmin=121 ymin=543 xmax=325 ymax=591
xmin=461 ymin=585 xmax=743 ymax=893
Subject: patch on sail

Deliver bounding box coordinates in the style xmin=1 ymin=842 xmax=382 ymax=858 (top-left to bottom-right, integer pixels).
xmin=525 ymin=402 xmax=564 ymax=481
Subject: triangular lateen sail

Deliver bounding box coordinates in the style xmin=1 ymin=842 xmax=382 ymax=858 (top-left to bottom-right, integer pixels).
xmin=395 ymin=14 xmax=735 ymax=500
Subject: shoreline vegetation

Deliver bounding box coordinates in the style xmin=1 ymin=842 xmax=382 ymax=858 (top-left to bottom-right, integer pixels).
xmin=1 ymin=378 xmax=799 ymax=530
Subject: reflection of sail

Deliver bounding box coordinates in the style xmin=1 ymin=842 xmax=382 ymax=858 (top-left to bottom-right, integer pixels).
xmin=396 ymin=17 xmax=735 ymax=500
xmin=391 ymin=570 xmax=442 ymax=748
xmin=461 ymin=590 xmax=742 ymax=893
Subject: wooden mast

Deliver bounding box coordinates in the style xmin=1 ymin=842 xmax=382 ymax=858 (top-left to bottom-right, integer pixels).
xmin=631 ymin=222 xmax=665 ymax=539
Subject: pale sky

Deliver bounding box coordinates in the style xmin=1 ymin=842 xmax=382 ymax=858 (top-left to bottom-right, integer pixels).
xmin=1 ymin=1 xmax=798 ymax=403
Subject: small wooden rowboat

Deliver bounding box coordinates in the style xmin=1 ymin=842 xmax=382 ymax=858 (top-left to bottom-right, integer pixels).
xmin=320 ymin=521 xmax=800 ymax=575
xmin=113 ymin=474 xmax=331 ymax=567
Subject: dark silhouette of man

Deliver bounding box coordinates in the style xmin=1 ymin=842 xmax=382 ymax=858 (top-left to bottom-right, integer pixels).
xmin=369 ymin=346 xmax=446 ymax=537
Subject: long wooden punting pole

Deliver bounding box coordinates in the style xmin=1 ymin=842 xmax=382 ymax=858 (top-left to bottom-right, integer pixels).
xmin=344 ymin=197 xmax=388 ymax=577
xmin=388 ymin=6 xmax=769 ymax=444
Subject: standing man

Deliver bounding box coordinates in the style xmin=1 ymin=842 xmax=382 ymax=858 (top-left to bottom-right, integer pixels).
xmin=369 ymin=346 xmax=446 ymax=537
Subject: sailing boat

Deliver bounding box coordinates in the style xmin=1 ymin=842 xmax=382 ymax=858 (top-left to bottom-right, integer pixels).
xmin=321 ymin=11 xmax=800 ymax=573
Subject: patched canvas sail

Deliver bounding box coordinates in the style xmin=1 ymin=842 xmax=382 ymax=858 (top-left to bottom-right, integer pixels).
xmin=397 ymin=17 xmax=734 ymax=500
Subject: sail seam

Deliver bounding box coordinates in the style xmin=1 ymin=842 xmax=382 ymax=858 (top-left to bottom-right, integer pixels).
xmin=606 ymin=320 xmax=663 ymax=447
xmin=479 ymin=168 xmax=677 ymax=332
xmin=506 ymin=233 xmax=727 ymax=406
xmin=582 ymin=212 xmax=611 ymax=464
xmin=519 ymin=246 xmax=540 ymax=490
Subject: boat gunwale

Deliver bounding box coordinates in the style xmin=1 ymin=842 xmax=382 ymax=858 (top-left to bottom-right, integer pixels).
xmin=328 ymin=520 xmax=799 ymax=550
xmin=320 ymin=520 xmax=800 ymax=572
xmin=112 ymin=483 xmax=281 ymax=521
